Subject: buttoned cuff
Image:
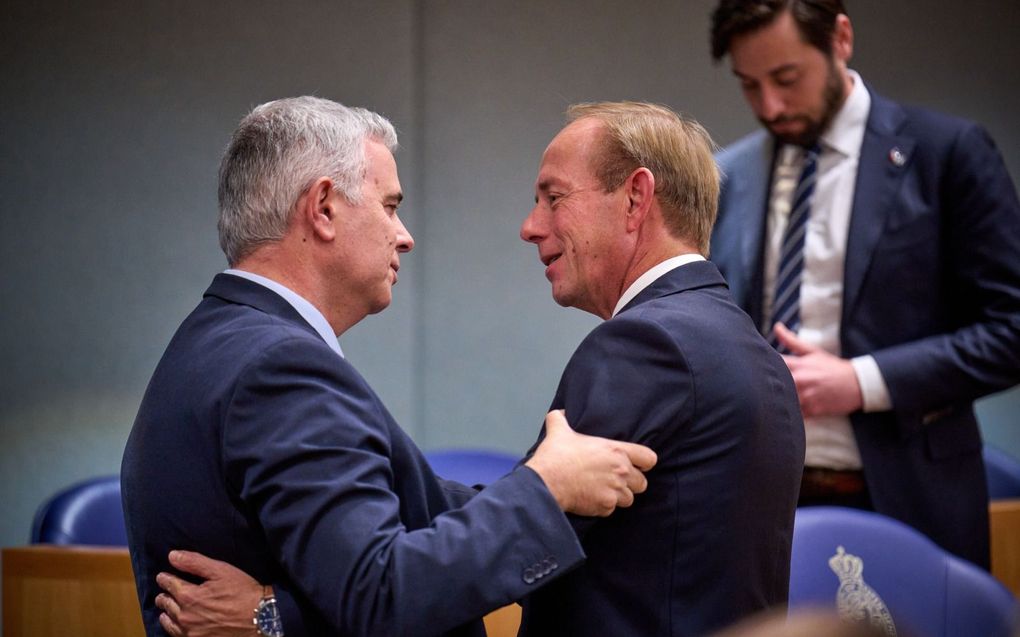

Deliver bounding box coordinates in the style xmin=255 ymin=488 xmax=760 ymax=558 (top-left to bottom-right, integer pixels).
xmin=850 ymin=355 xmax=892 ymax=412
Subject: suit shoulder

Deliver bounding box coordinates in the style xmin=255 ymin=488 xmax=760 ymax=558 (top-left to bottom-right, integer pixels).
xmin=881 ymin=96 xmax=989 ymax=148
xmin=716 ymin=129 xmax=770 ymax=170
xmin=568 ymin=311 xmax=684 ymax=370
xmin=176 ymin=300 xmax=361 ymax=388
xmin=898 ymin=102 xmax=977 ymax=133
xmin=586 ymin=291 xmax=733 ymax=354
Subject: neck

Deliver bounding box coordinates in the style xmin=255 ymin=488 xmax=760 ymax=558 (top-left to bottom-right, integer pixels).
xmin=620 ymin=236 xmax=697 ymax=297
xmin=838 ymin=66 xmax=854 ymax=111
xmin=234 ymin=244 xmax=364 ymax=337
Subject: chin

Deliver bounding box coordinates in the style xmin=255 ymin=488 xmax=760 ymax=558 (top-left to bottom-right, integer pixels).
xmin=367 ymin=294 xmax=392 ymax=315
xmin=551 ymin=289 xmax=578 ymax=310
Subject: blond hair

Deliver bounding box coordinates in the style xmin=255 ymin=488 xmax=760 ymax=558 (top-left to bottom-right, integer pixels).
xmin=567 ymin=101 xmax=719 ymax=255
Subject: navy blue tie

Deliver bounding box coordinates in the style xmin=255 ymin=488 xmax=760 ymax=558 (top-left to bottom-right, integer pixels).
xmin=769 ymin=144 xmax=820 ymax=352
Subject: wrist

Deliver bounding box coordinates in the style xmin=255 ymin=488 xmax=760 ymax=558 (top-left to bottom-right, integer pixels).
xmin=253 ymin=585 xmax=284 ymax=637
xmin=523 ymin=459 xmax=569 ymax=511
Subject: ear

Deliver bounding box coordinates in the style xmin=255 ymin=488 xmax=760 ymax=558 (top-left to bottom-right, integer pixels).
xmin=623 ymin=167 xmax=655 ymax=233
xmin=833 ymin=14 xmax=853 ymax=63
xmin=297 ymin=176 xmax=338 ymax=242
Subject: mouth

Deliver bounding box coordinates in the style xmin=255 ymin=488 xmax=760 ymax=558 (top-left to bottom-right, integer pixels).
xmin=764 ymin=116 xmax=808 ymax=133
xmin=391 ymin=262 xmax=400 ymax=284
xmin=541 ymin=253 xmax=561 ymax=282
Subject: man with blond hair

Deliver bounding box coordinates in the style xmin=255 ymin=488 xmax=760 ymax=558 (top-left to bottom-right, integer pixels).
xmin=514 ymin=101 xmax=803 ymax=635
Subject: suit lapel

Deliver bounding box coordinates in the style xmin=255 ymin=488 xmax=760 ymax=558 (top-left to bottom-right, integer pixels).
xmin=843 ymin=91 xmax=914 ymax=320
xmin=718 ymin=132 xmax=774 ymax=323
xmin=737 ymin=136 xmax=775 ymax=302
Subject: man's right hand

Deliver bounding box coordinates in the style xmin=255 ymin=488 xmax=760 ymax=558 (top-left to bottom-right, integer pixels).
xmin=525 ymin=409 xmax=657 ymax=516
xmin=155 ymin=549 xmax=263 ymax=637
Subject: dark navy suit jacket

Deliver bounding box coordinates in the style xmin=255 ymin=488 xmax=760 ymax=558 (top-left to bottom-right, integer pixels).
xmin=122 ymin=273 xmax=584 ymax=637
xmin=518 ymin=261 xmax=805 ymax=637
xmin=711 ymin=88 xmax=1020 ymax=569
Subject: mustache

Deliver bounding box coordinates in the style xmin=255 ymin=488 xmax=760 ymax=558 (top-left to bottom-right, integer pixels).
xmin=762 ymin=115 xmax=810 ymax=126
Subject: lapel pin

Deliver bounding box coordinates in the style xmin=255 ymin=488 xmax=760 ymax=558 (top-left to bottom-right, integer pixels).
xmin=888 ymin=147 xmax=906 ymax=167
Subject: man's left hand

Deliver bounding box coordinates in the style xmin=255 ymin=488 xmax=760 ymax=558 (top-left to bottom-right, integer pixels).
xmin=774 ymin=322 xmax=863 ymax=418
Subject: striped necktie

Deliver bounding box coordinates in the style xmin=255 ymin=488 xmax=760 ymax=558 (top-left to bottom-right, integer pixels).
xmin=768 ymin=143 xmax=821 ymax=352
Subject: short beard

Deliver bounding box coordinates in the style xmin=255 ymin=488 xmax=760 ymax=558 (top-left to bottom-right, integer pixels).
xmin=765 ymin=58 xmax=846 ymax=147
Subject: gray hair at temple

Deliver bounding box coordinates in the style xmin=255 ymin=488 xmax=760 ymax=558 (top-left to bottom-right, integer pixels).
xmin=217 ymin=96 xmax=398 ymax=266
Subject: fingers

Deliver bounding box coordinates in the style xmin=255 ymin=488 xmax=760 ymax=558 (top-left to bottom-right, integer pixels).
xmin=600 ymin=476 xmax=636 ymax=515
xmin=155 ymin=592 xmax=181 ymax=620
xmin=617 ymin=440 xmax=657 ymax=472
xmin=773 ymin=322 xmax=813 ymax=356
xmin=623 ymin=464 xmax=649 ymax=495
xmin=615 ymin=486 xmax=636 ymax=510
xmin=168 ymin=549 xmax=222 ymax=579
xmin=156 ymin=571 xmax=187 ymax=597
xmin=159 ymin=612 xmax=184 ymax=637
xmin=156 ymin=592 xmax=185 ymax=637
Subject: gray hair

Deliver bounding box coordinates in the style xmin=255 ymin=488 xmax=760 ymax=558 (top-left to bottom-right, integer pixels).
xmin=217 ymin=96 xmax=398 ymax=266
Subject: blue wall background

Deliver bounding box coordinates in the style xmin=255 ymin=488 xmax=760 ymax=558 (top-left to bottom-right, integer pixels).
xmin=1 ymin=0 xmax=1018 ymax=552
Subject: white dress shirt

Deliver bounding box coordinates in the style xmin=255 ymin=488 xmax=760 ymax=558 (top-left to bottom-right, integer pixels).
xmin=224 ymin=269 xmax=344 ymax=358
xmin=612 ymin=254 xmax=705 ymax=318
xmin=762 ymin=70 xmax=891 ymax=470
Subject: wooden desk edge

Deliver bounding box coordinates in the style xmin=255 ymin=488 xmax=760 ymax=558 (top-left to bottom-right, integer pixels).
xmin=2 ymin=545 xmax=134 ymax=580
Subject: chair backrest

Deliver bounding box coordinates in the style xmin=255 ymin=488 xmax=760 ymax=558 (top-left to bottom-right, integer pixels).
xmin=31 ymin=475 xmax=128 ymax=546
xmin=985 ymin=445 xmax=1020 ymax=499
xmin=424 ymin=448 xmax=519 ymax=487
xmin=790 ymin=506 xmax=1017 ymax=637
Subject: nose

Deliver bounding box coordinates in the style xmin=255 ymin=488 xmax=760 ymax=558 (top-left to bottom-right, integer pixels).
xmin=395 ymin=215 xmax=414 ymax=253
xmin=520 ymin=203 xmax=545 ymax=244
xmin=757 ymin=84 xmax=785 ymax=121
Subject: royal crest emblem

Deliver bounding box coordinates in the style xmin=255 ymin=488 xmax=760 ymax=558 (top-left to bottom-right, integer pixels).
xmin=828 ymin=545 xmax=897 ymax=636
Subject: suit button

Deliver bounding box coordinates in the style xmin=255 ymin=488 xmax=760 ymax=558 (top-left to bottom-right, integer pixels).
xmin=523 ymin=568 xmax=536 ymax=584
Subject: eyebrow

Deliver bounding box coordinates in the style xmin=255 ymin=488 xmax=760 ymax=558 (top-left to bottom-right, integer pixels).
xmin=535 ymin=177 xmax=565 ymax=193
xmin=534 ymin=179 xmax=554 ymax=204
xmin=733 ymin=63 xmax=799 ymax=81
xmin=385 ymin=192 xmax=404 ymax=205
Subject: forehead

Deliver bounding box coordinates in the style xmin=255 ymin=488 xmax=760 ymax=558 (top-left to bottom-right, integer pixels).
xmin=364 ymin=139 xmax=400 ymax=192
xmin=729 ymin=11 xmax=819 ymax=75
xmin=536 ymin=118 xmax=603 ymax=188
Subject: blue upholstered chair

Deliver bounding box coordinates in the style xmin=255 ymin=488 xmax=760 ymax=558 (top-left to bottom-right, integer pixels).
xmin=424 ymin=448 xmax=519 ymax=487
xmin=789 ymin=506 xmax=1017 ymax=637
xmin=985 ymin=445 xmax=1020 ymax=500
xmin=31 ymin=475 xmax=128 ymax=546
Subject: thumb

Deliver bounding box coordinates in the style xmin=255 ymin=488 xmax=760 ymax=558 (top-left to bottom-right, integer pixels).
xmin=168 ymin=549 xmax=226 ymax=580
xmin=543 ymin=409 xmax=571 ymax=438
xmin=774 ymin=322 xmax=814 ymax=355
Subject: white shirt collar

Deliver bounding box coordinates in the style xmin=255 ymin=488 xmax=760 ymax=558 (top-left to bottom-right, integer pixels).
xmin=820 ymin=69 xmax=870 ymax=158
xmin=611 ymin=254 xmax=705 ymax=317
xmin=224 ymin=269 xmax=344 ymax=358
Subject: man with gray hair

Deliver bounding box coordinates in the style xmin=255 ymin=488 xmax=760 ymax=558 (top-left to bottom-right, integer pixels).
xmin=121 ymin=96 xmax=657 ymax=637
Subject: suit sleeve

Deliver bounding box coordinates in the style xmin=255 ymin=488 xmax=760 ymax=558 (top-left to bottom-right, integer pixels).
xmin=870 ymin=123 xmax=1020 ymax=415
xmin=526 ymin=315 xmax=694 ymax=535
xmin=222 ymin=337 xmax=584 ymax=637
xmin=555 ymin=316 xmax=694 ymax=444
xmin=437 ymin=478 xmax=481 ymax=507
